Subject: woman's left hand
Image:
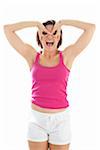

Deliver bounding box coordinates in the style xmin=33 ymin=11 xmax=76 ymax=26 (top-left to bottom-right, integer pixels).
xmin=51 ymin=21 xmax=62 ymax=36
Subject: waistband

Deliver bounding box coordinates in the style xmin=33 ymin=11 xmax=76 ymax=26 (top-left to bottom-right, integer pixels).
xmin=30 ymin=107 xmax=70 ymax=118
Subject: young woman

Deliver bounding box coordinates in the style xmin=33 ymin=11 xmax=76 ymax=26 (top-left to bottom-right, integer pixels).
xmin=4 ymin=19 xmax=95 ymax=150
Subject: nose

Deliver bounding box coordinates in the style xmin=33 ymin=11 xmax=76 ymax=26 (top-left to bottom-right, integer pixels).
xmin=47 ymin=34 xmax=53 ymax=39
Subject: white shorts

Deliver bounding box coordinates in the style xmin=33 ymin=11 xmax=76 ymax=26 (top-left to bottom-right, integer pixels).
xmin=27 ymin=107 xmax=72 ymax=145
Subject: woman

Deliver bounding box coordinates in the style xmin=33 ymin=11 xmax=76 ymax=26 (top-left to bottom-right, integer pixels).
xmin=4 ymin=19 xmax=95 ymax=150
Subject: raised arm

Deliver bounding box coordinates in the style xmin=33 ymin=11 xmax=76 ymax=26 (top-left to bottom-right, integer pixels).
xmin=52 ymin=19 xmax=96 ymax=68
xmin=60 ymin=20 xmax=95 ymax=57
xmin=3 ymin=21 xmax=49 ymax=65
xmin=60 ymin=20 xmax=96 ymax=55
xmin=3 ymin=21 xmax=39 ymax=59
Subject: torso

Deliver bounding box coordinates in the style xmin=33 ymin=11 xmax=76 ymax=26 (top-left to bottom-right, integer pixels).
xmin=29 ymin=50 xmax=72 ymax=113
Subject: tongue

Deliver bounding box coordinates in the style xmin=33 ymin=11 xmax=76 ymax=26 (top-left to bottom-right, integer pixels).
xmin=48 ymin=44 xmax=52 ymax=46
xmin=48 ymin=43 xmax=52 ymax=47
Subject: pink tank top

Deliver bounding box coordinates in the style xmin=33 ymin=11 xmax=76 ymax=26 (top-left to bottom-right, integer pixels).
xmin=30 ymin=50 xmax=70 ymax=109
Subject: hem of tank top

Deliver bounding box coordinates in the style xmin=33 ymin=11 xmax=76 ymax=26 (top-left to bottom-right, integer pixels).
xmin=31 ymin=101 xmax=69 ymax=109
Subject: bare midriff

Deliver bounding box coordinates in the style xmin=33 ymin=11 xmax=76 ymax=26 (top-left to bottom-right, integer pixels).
xmin=31 ymin=103 xmax=67 ymax=113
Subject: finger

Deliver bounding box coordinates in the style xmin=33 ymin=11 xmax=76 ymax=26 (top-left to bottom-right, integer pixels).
xmin=52 ymin=28 xmax=60 ymax=36
xmin=38 ymin=23 xmax=53 ymax=35
xmin=38 ymin=23 xmax=47 ymax=33
xmin=52 ymin=25 xmax=58 ymax=34
xmin=38 ymin=29 xmax=51 ymax=37
xmin=38 ymin=30 xmax=42 ymax=39
xmin=41 ymin=24 xmax=51 ymax=34
xmin=57 ymin=30 xmax=61 ymax=36
xmin=44 ymin=28 xmax=51 ymax=34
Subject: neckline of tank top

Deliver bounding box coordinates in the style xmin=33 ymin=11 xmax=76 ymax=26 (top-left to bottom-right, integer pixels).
xmin=36 ymin=50 xmax=70 ymax=72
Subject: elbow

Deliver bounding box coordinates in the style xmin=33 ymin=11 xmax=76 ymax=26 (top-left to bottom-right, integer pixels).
xmin=85 ymin=23 xmax=96 ymax=33
xmin=3 ymin=24 xmax=12 ymax=32
xmin=91 ymin=23 xmax=96 ymax=30
xmin=3 ymin=25 xmax=9 ymax=32
xmin=89 ymin=23 xmax=96 ymax=32
xmin=91 ymin=24 xmax=96 ymax=35
xmin=3 ymin=24 xmax=9 ymax=29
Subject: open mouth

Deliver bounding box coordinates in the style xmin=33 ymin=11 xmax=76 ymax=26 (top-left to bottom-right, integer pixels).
xmin=46 ymin=42 xmax=54 ymax=47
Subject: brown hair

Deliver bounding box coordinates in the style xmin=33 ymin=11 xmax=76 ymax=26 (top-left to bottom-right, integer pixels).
xmin=36 ymin=20 xmax=62 ymax=49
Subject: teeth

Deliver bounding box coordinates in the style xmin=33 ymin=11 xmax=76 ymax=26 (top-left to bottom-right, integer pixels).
xmin=46 ymin=42 xmax=54 ymax=46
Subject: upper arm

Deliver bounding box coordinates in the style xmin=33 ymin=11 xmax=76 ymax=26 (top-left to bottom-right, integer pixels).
xmin=63 ymin=24 xmax=96 ymax=60
xmin=3 ymin=25 xmax=37 ymax=61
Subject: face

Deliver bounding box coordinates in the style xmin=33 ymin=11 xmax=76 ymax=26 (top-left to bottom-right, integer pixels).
xmin=39 ymin=24 xmax=61 ymax=51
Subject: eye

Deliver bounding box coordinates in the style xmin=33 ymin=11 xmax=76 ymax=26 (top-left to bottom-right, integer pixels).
xmin=42 ymin=31 xmax=47 ymax=35
xmin=53 ymin=30 xmax=57 ymax=35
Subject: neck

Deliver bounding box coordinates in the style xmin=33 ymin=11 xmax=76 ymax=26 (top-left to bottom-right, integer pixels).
xmin=41 ymin=49 xmax=59 ymax=59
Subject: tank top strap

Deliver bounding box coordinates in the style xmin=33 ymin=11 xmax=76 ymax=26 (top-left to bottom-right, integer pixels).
xmin=35 ymin=51 xmax=41 ymax=63
xmin=35 ymin=50 xmax=63 ymax=65
xmin=59 ymin=51 xmax=63 ymax=64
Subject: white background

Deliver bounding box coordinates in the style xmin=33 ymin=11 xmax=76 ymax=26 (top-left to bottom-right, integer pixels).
xmin=0 ymin=0 xmax=99 ymax=150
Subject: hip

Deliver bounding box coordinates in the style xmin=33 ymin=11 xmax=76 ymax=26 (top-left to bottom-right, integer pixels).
xmin=31 ymin=103 xmax=68 ymax=114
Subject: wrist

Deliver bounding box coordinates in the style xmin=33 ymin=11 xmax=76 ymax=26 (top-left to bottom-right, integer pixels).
xmin=58 ymin=20 xmax=67 ymax=27
xmin=59 ymin=19 xmax=72 ymax=26
xmin=31 ymin=21 xmax=40 ymax=28
xmin=58 ymin=20 xmax=63 ymax=27
xmin=36 ymin=21 xmax=43 ymax=29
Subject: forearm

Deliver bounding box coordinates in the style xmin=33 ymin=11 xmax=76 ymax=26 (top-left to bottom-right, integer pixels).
xmin=3 ymin=21 xmax=40 ymax=32
xmin=60 ymin=19 xmax=95 ymax=31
